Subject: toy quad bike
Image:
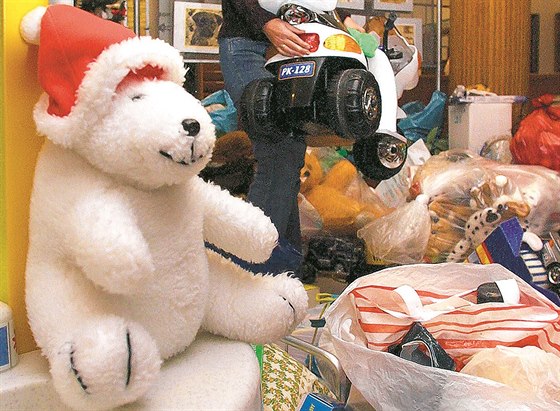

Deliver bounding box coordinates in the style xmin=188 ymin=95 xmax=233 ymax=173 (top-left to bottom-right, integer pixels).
xmin=240 ymin=0 xmax=413 ymax=180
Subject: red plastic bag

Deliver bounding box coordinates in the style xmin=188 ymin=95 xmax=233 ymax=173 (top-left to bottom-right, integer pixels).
xmin=510 ymin=94 xmax=560 ymax=171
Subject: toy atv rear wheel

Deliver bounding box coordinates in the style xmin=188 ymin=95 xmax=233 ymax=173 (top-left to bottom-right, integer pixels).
xmin=238 ymin=77 xmax=287 ymax=142
xmin=326 ymin=69 xmax=382 ymax=141
xmin=353 ymin=132 xmax=407 ymax=181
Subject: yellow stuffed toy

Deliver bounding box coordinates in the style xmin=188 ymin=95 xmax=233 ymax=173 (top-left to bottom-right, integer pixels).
xmin=300 ymin=151 xmax=391 ymax=236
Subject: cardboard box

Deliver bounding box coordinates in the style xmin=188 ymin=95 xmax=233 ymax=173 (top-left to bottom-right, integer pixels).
xmin=466 ymin=217 xmax=532 ymax=283
xmin=448 ymin=102 xmax=512 ymax=155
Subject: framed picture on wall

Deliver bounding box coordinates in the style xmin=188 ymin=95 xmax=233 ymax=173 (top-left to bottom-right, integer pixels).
xmin=173 ymin=2 xmax=223 ymax=54
xmin=395 ymin=17 xmax=422 ymax=58
xmin=373 ymin=0 xmax=414 ymax=13
xmin=337 ymin=0 xmax=365 ymax=10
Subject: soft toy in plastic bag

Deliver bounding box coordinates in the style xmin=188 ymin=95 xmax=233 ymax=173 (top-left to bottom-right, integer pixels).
xmin=409 ymin=150 xmax=560 ymax=262
xmin=299 ymin=149 xmax=391 ymax=236
xmin=510 ymin=94 xmax=560 ymax=172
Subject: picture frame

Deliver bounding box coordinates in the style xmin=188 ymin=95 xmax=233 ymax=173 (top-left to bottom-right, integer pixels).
xmin=373 ymin=0 xmax=414 ymax=13
xmin=337 ymin=0 xmax=365 ymax=11
xmin=395 ymin=17 xmax=423 ymax=58
xmin=173 ymin=2 xmax=223 ymax=55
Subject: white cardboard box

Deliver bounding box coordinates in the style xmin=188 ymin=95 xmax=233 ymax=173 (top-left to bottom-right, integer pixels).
xmin=448 ymin=102 xmax=512 ymax=155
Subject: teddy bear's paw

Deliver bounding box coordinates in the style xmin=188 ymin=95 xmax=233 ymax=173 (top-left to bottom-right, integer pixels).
xmin=49 ymin=317 xmax=161 ymax=410
xmin=265 ymin=273 xmax=309 ymax=337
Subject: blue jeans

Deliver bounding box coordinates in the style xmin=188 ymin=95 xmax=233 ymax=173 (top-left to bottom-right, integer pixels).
xmin=219 ymin=37 xmax=306 ymax=252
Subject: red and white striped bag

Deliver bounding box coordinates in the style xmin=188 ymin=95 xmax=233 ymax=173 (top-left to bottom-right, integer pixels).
xmin=324 ymin=263 xmax=560 ymax=411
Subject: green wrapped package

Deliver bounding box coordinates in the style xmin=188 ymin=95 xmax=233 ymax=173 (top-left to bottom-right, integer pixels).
xmin=347 ymin=28 xmax=378 ymax=58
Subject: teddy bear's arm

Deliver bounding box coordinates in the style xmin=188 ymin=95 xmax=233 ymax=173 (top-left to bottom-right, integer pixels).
xmin=198 ymin=179 xmax=278 ymax=263
xmin=65 ymin=191 xmax=155 ymax=294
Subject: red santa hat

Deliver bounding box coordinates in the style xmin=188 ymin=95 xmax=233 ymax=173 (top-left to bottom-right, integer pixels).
xmin=20 ymin=4 xmax=186 ymax=146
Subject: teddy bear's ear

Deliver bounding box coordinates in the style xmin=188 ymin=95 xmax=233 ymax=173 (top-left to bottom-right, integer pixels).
xmin=20 ymin=6 xmax=46 ymax=45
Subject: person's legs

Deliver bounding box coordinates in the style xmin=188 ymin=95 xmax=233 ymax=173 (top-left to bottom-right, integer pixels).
xmin=218 ymin=37 xmax=272 ymax=104
xmin=219 ymin=36 xmax=307 ymax=274
xmin=249 ymin=135 xmax=306 ymax=251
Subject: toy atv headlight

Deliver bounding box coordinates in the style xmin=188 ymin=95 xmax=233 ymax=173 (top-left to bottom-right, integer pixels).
xmin=280 ymin=4 xmax=314 ymax=24
xmin=324 ymin=34 xmax=362 ymax=54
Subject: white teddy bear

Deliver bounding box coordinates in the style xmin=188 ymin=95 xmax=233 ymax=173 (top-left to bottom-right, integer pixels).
xmin=21 ymin=5 xmax=307 ymax=410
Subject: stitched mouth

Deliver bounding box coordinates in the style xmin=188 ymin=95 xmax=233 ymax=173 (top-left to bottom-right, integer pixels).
xmin=159 ymin=150 xmax=191 ymax=166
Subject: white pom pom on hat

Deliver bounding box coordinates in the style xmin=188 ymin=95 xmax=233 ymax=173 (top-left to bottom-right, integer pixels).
xmin=20 ymin=5 xmax=46 ymax=45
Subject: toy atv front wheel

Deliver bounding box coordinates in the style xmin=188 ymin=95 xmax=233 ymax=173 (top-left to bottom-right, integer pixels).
xmin=353 ymin=132 xmax=408 ymax=181
xmin=327 ymin=69 xmax=382 ymax=141
xmin=239 ymin=77 xmax=287 ymax=142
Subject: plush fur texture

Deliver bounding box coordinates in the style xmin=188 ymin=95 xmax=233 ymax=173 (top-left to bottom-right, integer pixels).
xmin=25 ymin=30 xmax=307 ymax=411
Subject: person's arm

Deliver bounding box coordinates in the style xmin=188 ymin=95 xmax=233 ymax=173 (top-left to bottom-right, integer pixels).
xmin=229 ymin=0 xmax=311 ymax=56
xmin=337 ymin=8 xmax=365 ymax=32
xmin=263 ymin=19 xmax=312 ymax=56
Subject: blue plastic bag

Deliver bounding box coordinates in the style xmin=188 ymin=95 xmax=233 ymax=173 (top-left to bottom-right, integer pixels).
xmin=201 ymin=90 xmax=238 ymax=136
xmin=398 ymin=90 xmax=447 ymax=143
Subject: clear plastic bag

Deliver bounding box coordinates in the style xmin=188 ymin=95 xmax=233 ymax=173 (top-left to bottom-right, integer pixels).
xmin=409 ymin=150 xmax=560 ymax=262
xmin=357 ymin=195 xmax=431 ymax=264
xmin=460 ymin=346 xmax=560 ymax=402
xmin=323 ymin=263 xmax=560 ymax=411
xmin=299 ymin=149 xmax=391 ymax=236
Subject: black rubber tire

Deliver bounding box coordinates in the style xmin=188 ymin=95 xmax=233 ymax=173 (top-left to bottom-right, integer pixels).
xmin=238 ymin=78 xmax=286 ymax=142
xmin=353 ymin=132 xmax=408 ymax=181
xmin=326 ymin=69 xmax=382 ymax=142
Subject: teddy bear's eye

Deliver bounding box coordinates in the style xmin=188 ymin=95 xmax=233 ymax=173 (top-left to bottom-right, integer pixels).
xmin=131 ymin=94 xmax=145 ymax=101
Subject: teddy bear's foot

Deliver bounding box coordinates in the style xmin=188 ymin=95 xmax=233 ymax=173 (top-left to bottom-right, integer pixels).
xmin=263 ymin=273 xmax=309 ymax=339
xmin=48 ymin=317 xmax=161 ymax=411
xmin=204 ymin=253 xmax=309 ymax=343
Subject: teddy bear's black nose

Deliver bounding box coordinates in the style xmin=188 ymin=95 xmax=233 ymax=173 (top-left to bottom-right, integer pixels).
xmin=182 ymin=119 xmax=200 ymax=136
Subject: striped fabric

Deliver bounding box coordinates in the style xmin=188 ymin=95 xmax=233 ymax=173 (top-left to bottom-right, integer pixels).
xmin=349 ymin=281 xmax=560 ymax=370
xmin=520 ymin=247 xmax=549 ymax=288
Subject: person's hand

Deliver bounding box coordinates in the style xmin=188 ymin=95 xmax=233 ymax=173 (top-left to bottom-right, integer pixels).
xmin=343 ymin=16 xmax=365 ymax=33
xmin=263 ymin=18 xmax=311 ymax=57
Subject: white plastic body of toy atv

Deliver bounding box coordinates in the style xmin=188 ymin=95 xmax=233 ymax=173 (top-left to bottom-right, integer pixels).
xmin=240 ymin=0 xmax=408 ymax=180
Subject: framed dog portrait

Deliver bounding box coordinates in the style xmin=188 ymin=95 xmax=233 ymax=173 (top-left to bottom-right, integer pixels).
xmin=173 ymin=2 xmax=223 ymax=54
xmin=373 ymin=0 xmax=414 ymax=13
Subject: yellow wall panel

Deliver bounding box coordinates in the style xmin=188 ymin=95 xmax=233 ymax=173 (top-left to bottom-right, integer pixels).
xmin=2 ymin=0 xmax=48 ymax=354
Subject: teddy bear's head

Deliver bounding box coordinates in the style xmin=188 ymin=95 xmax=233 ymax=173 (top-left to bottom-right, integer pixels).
xmin=21 ymin=5 xmax=215 ymax=189
xmin=300 ymin=151 xmax=324 ymax=193
xmin=82 ymin=77 xmax=215 ymax=188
